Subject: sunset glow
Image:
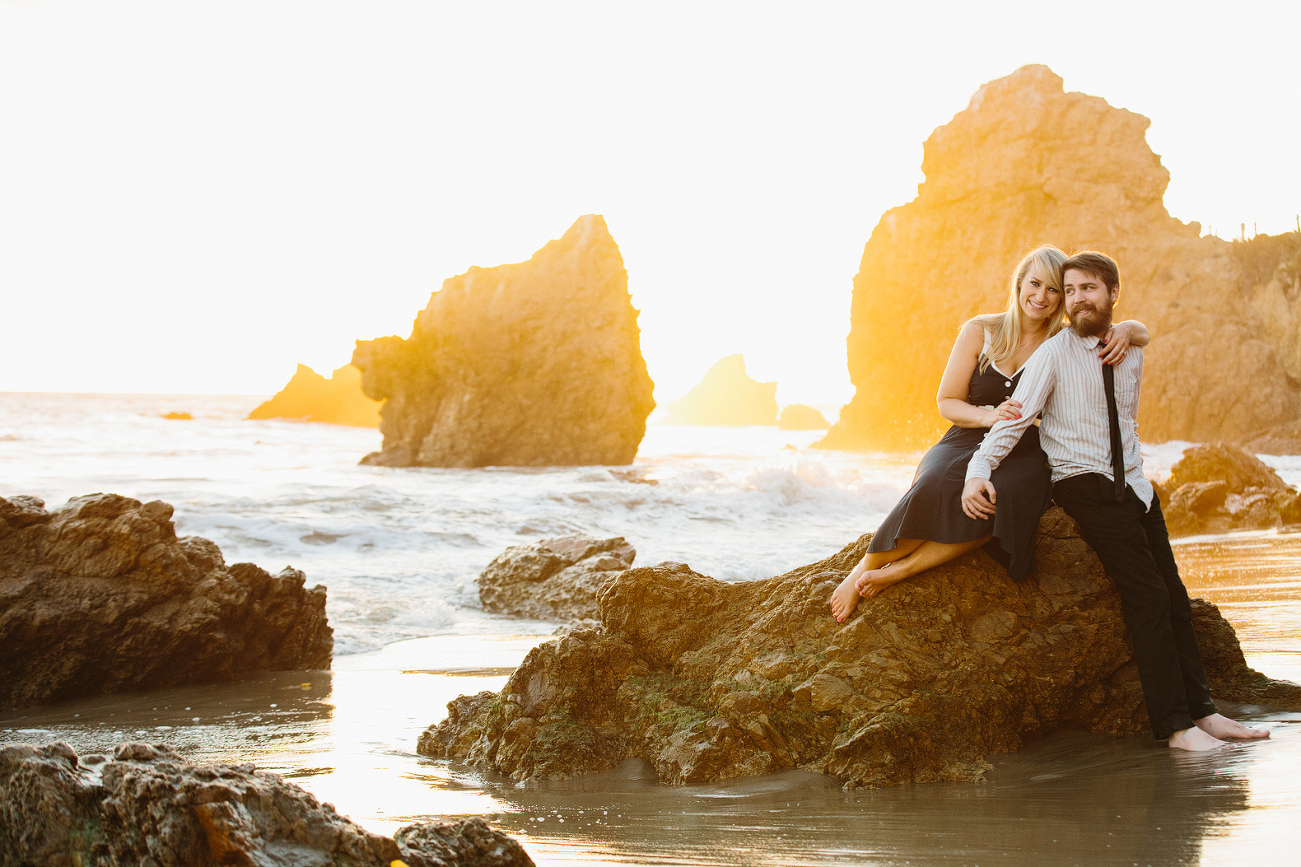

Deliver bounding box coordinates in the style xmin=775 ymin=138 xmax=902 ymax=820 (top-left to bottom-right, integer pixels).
xmin=3 ymin=2 xmax=1298 ymax=407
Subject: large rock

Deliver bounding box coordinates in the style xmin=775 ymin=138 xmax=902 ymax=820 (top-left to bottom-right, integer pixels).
xmin=352 ymin=215 xmax=655 ymax=467
xmin=478 ymin=535 xmax=635 ymax=623
xmin=419 ymin=507 xmax=1300 ymax=789
xmin=0 ymin=494 xmax=332 ymax=713
xmin=819 ymin=65 xmax=1301 ymax=451
xmin=0 ymin=741 xmax=533 ymax=867
xmin=663 ymin=355 xmax=778 ymax=426
xmin=248 ymin=363 xmax=381 ymax=427
xmin=1159 ymin=443 xmax=1301 ymax=536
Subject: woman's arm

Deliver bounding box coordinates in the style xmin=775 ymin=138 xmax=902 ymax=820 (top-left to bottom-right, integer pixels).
xmin=1098 ymin=319 xmax=1149 ymax=365
xmin=937 ymin=320 xmax=1021 ymax=429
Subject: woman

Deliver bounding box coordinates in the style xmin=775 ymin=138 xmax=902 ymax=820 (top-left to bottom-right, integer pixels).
xmin=829 ymin=246 xmax=1147 ymax=622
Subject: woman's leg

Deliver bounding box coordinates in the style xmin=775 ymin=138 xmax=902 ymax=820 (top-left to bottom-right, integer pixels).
xmin=855 ymin=536 xmax=991 ymax=599
xmin=830 ymin=538 xmax=926 ymax=621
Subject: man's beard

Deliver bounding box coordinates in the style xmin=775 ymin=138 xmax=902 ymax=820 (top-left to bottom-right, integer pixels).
xmin=1070 ymin=298 xmax=1114 ymax=338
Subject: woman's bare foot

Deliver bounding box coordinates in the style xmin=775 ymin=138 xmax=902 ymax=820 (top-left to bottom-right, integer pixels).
xmin=829 ymin=573 xmax=861 ymax=622
xmin=1168 ymin=726 xmax=1232 ymax=751
xmin=830 ymin=557 xmax=872 ymax=622
xmin=1195 ymin=713 xmax=1270 ymax=740
xmin=855 ymin=564 xmax=909 ymax=600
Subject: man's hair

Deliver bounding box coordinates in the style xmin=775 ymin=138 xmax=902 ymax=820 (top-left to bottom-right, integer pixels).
xmin=1062 ymin=251 xmax=1120 ymax=292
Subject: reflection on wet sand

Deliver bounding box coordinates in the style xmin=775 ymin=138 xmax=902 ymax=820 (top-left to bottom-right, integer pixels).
xmin=449 ymin=720 xmax=1300 ymax=867
xmin=0 ymin=535 xmax=1297 ymax=865
xmin=0 ymin=671 xmax=336 ymax=767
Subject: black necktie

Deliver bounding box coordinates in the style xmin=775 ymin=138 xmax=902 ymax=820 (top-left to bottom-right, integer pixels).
xmin=1101 ymin=357 xmax=1126 ymax=503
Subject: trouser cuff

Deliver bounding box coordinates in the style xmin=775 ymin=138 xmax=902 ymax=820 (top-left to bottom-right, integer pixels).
xmin=1156 ymin=713 xmax=1196 ymax=741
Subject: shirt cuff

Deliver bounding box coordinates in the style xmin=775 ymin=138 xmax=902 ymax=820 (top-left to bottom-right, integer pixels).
xmin=965 ymin=458 xmax=992 ymax=483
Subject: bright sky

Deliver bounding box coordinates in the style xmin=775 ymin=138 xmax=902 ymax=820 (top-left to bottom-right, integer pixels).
xmin=2 ymin=1 xmax=1298 ymax=405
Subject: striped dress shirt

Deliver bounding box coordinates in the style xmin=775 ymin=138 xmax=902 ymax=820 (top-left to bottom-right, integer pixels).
xmin=965 ymin=327 xmax=1154 ymax=507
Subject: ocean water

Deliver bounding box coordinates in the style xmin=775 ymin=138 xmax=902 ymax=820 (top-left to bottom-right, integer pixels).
xmin=2 ymin=391 xmax=1298 ymax=655
xmin=3 ymin=392 xmax=1301 ymax=866
xmin=0 ymin=392 xmax=925 ymax=654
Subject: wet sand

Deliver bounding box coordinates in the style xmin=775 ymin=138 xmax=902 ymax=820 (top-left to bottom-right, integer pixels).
xmin=3 ymin=531 xmax=1299 ymax=866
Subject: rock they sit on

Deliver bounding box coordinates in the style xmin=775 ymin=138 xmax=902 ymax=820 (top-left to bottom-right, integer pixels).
xmin=422 ymin=507 xmax=1301 ymax=789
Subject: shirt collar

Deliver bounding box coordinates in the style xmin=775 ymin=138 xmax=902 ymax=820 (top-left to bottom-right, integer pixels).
xmin=1063 ymin=327 xmax=1107 ymax=350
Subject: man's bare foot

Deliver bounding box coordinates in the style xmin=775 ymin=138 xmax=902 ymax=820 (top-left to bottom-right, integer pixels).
xmin=855 ymin=564 xmax=909 ymax=600
xmin=830 ymin=557 xmax=871 ymax=622
xmin=1168 ymin=726 xmax=1232 ymax=751
xmin=1195 ymin=713 xmax=1270 ymax=740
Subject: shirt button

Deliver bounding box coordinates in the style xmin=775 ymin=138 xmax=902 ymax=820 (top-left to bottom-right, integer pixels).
xmin=1005 ymin=381 xmax=1012 ymax=387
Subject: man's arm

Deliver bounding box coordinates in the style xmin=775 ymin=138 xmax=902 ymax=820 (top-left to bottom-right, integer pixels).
xmin=961 ymin=341 xmax=1059 ymax=518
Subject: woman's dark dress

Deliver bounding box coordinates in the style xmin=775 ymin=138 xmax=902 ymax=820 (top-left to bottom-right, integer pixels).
xmin=866 ymin=352 xmax=1051 ymax=582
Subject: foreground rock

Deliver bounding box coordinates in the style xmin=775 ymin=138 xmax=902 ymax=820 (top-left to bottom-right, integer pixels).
xmin=478 ymin=535 xmax=635 ymax=622
xmin=0 ymin=494 xmax=332 ymax=713
xmin=0 ymin=742 xmax=533 ymax=867
xmin=663 ymin=355 xmax=778 ymax=426
xmin=820 ymin=65 xmax=1301 ymax=451
xmin=248 ymin=363 xmax=382 ymax=427
xmin=421 ymin=507 xmax=1300 ymax=789
xmin=1159 ymin=443 xmax=1301 ymax=536
xmin=353 ymin=215 xmax=655 ymax=467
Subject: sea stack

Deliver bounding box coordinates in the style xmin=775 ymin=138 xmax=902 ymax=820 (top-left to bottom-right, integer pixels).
xmin=248 ymin=363 xmax=381 ymax=427
xmin=819 ymin=65 xmax=1301 ymax=451
xmin=353 ymin=215 xmax=656 ymax=467
xmin=663 ymin=355 xmax=778 ymax=426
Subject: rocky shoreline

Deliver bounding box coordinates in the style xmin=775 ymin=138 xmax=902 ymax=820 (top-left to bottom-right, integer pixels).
xmin=0 ymin=493 xmax=332 ymax=713
xmin=0 ymin=741 xmax=533 ymax=867
xmin=423 ymin=507 xmax=1301 ymax=789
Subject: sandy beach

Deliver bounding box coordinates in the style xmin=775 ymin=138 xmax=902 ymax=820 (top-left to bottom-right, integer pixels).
xmin=4 ymin=532 xmax=1298 ymax=866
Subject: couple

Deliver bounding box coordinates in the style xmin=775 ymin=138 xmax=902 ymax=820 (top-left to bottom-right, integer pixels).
xmin=829 ymin=247 xmax=1268 ymax=751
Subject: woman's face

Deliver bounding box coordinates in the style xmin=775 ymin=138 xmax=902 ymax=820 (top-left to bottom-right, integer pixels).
xmin=1018 ymin=264 xmax=1061 ymax=323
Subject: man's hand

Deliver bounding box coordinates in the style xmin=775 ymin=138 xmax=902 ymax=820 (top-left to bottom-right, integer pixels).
xmin=962 ymin=478 xmax=997 ymax=520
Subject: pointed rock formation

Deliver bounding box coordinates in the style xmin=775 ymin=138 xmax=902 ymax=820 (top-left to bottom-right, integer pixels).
xmin=248 ymin=363 xmax=381 ymax=428
xmin=819 ymin=65 xmax=1301 ymax=451
xmin=353 ymin=216 xmax=655 ymax=467
xmin=663 ymin=355 xmax=778 ymax=426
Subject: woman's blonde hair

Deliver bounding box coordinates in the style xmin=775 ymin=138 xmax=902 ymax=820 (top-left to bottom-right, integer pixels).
xmin=975 ymin=245 xmax=1068 ymax=373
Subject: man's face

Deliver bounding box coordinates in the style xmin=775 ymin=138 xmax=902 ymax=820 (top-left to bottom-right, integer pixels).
xmin=1064 ymin=267 xmax=1118 ymax=338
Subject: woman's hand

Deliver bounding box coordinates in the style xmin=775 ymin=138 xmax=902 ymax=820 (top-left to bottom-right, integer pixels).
xmin=984 ymin=399 xmax=1023 ymax=427
xmin=1099 ymin=322 xmax=1139 ymax=365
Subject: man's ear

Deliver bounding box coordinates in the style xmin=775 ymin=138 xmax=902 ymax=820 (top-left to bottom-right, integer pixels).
xmin=1110 ymin=287 xmax=1120 ymax=305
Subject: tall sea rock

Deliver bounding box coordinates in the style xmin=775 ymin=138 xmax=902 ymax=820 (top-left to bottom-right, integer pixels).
xmin=819 ymin=65 xmax=1301 ymax=451
xmin=353 ymin=215 xmax=656 ymax=467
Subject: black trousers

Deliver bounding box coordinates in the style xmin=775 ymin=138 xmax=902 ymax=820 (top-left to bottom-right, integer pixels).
xmin=1052 ymin=473 xmax=1217 ymax=739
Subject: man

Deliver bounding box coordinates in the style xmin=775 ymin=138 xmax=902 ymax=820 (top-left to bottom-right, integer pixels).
xmin=960 ymin=251 xmax=1268 ymax=751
